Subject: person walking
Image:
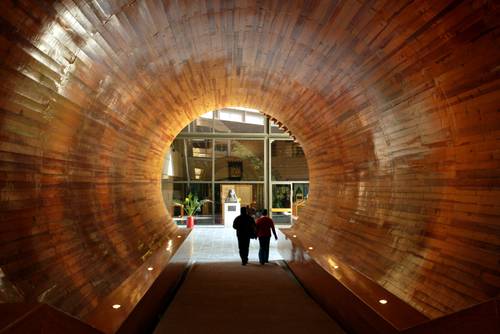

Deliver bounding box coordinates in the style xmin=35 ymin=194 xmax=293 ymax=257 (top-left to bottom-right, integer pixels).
xmin=255 ymin=209 xmax=278 ymax=265
xmin=233 ymin=207 xmax=256 ymax=265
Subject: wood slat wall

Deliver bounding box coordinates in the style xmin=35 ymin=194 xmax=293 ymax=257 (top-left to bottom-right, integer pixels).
xmin=0 ymin=0 xmax=498 ymax=320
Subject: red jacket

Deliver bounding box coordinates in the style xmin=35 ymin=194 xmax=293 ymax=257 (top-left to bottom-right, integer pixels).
xmin=255 ymin=216 xmax=277 ymax=238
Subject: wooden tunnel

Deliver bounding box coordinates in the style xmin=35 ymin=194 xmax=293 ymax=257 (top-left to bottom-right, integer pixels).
xmin=0 ymin=0 xmax=499 ymax=324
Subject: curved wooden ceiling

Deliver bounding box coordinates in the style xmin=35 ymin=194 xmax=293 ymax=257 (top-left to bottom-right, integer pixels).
xmin=0 ymin=0 xmax=499 ymax=319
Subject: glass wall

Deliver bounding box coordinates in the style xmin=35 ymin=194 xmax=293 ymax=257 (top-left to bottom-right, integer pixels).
xmin=214 ymin=139 xmax=264 ymax=181
xmin=271 ymin=183 xmax=292 ymax=224
xmin=181 ymin=108 xmax=266 ymax=134
xmin=271 ymin=122 xmax=285 ymax=134
xmin=214 ymin=109 xmax=265 ymax=133
xmin=181 ymin=111 xmax=214 ymax=133
xmin=162 ymin=182 xmax=213 ymax=223
xmin=292 ymin=183 xmax=309 ymax=221
xmin=271 ymin=140 xmax=308 ymax=181
xmin=163 ymin=138 xmax=212 ymax=181
xmin=163 ymin=108 xmax=309 ymax=226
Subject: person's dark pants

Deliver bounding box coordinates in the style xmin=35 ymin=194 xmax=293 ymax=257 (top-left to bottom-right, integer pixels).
xmin=258 ymin=236 xmax=271 ymax=264
xmin=237 ymin=236 xmax=250 ymax=264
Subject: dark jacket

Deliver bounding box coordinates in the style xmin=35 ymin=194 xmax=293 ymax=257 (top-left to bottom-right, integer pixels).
xmin=233 ymin=214 xmax=256 ymax=239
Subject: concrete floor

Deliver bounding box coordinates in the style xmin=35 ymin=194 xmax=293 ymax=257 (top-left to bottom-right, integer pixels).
xmin=154 ymin=227 xmax=345 ymax=334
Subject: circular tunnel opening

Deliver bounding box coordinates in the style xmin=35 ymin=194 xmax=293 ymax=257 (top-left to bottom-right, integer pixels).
xmin=160 ymin=107 xmax=310 ymax=227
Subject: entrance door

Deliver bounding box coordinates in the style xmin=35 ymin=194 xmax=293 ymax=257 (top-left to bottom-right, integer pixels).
xmin=292 ymin=183 xmax=309 ymax=222
xmin=271 ymin=183 xmax=292 ymax=224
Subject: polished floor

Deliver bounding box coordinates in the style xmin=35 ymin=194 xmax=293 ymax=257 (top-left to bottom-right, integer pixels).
xmin=187 ymin=226 xmax=284 ymax=263
xmin=154 ymin=227 xmax=345 ymax=334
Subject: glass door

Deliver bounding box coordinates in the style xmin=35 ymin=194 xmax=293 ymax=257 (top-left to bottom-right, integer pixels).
xmin=271 ymin=183 xmax=292 ymax=224
xmin=292 ymin=183 xmax=309 ymax=222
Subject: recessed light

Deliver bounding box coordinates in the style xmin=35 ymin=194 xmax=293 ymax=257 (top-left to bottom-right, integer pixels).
xmin=112 ymin=304 xmax=121 ymax=309
xmin=379 ymin=299 xmax=388 ymax=305
xmin=308 ymin=246 xmax=313 ymax=250
xmin=177 ymin=235 xmax=182 ymax=238
xmin=292 ymin=235 xmax=297 ymax=238
xmin=147 ymin=267 xmax=153 ymax=271
xmin=328 ymin=259 xmax=339 ymax=269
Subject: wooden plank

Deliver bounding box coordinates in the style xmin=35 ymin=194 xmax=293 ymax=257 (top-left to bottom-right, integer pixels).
xmin=0 ymin=0 xmax=498 ymax=322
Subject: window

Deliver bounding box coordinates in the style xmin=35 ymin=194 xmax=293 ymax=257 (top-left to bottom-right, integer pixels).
xmin=271 ymin=140 xmax=308 ymax=181
xmin=214 ymin=139 xmax=264 ymax=181
xmin=165 ymin=139 xmax=212 ymax=181
xmin=162 ymin=108 xmax=309 ymax=226
xmin=162 ymin=182 xmax=212 ymax=223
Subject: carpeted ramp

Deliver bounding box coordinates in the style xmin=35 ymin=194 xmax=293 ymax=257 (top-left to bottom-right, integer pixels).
xmin=154 ymin=262 xmax=345 ymax=334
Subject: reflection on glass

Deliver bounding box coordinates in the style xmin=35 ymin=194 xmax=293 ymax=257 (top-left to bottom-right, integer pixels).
xmin=214 ymin=139 xmax=264 ymax=181
xmin=214 ymin=108 xmax=265 ymax=133
xmin=292 ymin=183 xmax=309 ymax=220
xmin=272 ymin=184 xmax=291 ymax=208
xmin=214 ymin=183 xmax=264 ymax=224
xmin=192 ymin=117 xmax=213 ymax=132
xmin=271 ymin=140 xmax=308 ymax=181
xmin=271 ymin=120 xmax=285 ymax=134
xmin=200 ymin=111 xmax=213 ymax=119
xmin=272 ymin=184 xmax=292 ymax=224
xmin=163 ymin=139 xmax=212 ymax=181
xmin=180 ymin=111 xmax=214 ymax=133
xmin=161 ymin=182 xmax=214 ymax=225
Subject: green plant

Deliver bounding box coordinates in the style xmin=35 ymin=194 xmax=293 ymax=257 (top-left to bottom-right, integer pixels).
xmin=174 ymin=192 xmax=211 ymax=216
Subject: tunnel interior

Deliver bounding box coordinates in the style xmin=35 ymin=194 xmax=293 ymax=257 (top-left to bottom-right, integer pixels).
xmin=0 ymin=0 xmax=499 ymax=323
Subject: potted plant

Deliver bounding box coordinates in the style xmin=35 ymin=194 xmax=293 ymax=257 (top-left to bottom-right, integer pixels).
xmin=174 ymin=193 xmax=211 ymax=228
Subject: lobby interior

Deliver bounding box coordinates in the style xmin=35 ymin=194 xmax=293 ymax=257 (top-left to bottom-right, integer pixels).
xmin=0 ymin=0 xmax=499 ymax=333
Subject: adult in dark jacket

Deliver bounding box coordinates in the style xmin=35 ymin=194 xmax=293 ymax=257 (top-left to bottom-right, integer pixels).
xmin=233 ymin=207 xmax=256 ymax=265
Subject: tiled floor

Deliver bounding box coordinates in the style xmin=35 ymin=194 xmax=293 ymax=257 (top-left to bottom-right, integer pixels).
xmin=186 ymin=226 xmax=284 ymax=263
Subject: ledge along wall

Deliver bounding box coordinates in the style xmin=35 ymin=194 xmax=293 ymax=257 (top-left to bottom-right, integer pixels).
xmin=0 ymin=0 xmax=499 ymax=321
